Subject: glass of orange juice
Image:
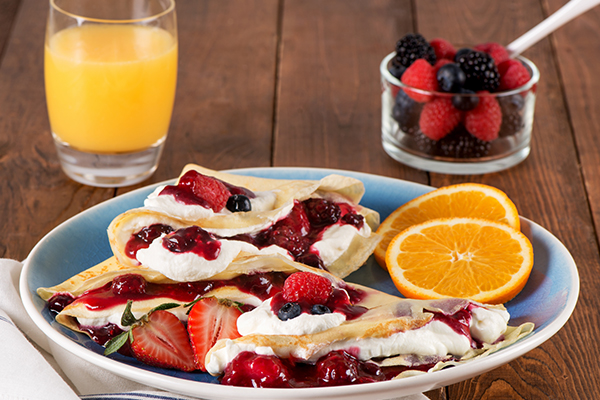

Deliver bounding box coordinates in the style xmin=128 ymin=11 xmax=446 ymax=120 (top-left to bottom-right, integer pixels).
xmin=44 ymin=0 xmax=177 ymax=187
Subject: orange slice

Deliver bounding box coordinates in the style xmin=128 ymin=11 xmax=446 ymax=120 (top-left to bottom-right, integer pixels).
xmin=386 ymin=217 xmax=533 ymax=304
xmin=374 ymin=183 xmax=520 ymax=270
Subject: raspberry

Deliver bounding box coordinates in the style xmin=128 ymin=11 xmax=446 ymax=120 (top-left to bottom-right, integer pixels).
xmin=394 ymin=33 xmax=436 ymax=68
xmin=178 ymin=170 xmax=231 ymax=212
xmin=497 ymin=59 xmax=531 ymax=91
xmin=401 ymin=59 xmax=438 ymax=102
xmin=282 ymin=271 xmax=333 ymax=305
xmin=430 ymin=38 xmax=456 ymax=60
xmin=419 ymin=97 xmax=462 ymax=140
xmin=464 ymin=92 xmax=502 ymax=141
xmin=474 ymin=42 xmax=510 ymax=65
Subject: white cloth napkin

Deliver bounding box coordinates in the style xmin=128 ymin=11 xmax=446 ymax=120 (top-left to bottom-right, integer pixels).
xmin=0 ymin=258 xmax=428 ymax=400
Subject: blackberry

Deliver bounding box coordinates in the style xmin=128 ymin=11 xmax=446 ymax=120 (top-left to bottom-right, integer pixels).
xmin=392 ymin=89 xmax=423 ymax=135
xmin=456 ymin=50 xmax=500 ymax=92
xmin=498 ymin=94 xmax=525 ymax=137
xmin=394 ymin=33 xmax=436 ymax=68
xmin=434 ymin=126 xmax=492 ymax=158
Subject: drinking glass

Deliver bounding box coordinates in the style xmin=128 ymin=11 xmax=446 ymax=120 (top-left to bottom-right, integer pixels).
xmin=45 ymin=0 xmax=178 ymax=187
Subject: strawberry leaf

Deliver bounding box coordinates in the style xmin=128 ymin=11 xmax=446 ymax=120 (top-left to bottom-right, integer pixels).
xmin=150 ymin=302 xmax=181 ymax=313
xmin=120 ymin=300 xmax=138 ymax=327
xmin=104 ymin=330 xmax=131 ymax=356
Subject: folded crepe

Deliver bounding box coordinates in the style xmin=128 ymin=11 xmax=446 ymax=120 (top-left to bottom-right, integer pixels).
xmin=107 ymin=164 xmax=381 ymax=279
xmin=38 ymin=254 xmax=533 ymax=385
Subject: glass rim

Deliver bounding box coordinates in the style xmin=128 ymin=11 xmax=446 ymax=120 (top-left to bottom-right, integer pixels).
xmin=380 ymin=51 xmax=540 ymax=97
xmin=49 ymin=0 xmax=176 ymax=24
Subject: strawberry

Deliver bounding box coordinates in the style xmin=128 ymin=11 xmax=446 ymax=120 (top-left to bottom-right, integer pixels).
xmin=430 ymin=38 xmax=456 ymax=60
xmin=130 ymin=310 xmax=196 ymax=371
xmin=464 ymin=92 xmax=502 ymax=141
xmin=401 ymin=59 xmax=438 ymax=102
xmin=177 ymin=170 xmax=230 ymax=212
xmin=282 ymin=271 xmax=333 ymax=305
xmin=497 ymin=59 xmax=531 ymax=91
xmin=187 ymin=297 xmax=243 ymax=371
xmin=419 ymin=97 xmax=462 ymax=140
xmin=474 ymin=42 xmax=510 ymax=65
xmin=104 ymin=302 xmax=196 ymax=372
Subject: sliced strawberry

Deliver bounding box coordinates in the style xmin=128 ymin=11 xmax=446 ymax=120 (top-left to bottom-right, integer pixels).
xmin=177 ymin=170 xmax=231 ymax=212
xmin=129 ymin=310 xmax=196 ymax=372
xmin=188 ymin=297 xmax=243 ymax=371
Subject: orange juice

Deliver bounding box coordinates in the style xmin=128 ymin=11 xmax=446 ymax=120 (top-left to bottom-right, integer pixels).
xmin=45 ymin=24 xmax=178 ymax=153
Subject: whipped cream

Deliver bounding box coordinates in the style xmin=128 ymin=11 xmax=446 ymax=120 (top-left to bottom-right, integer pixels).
xmin=237 ymin=298 xmax=346 ymax=336
xmin=136 ymin=236 xmax=291 ymax=282
xmin=205 ymin=304 xmax=509 ymax=375
xmin=469 ymin=305 xmax=509 ymax=343
xmin=311 ymin=222 xmax=372 ymax=266
xmin=145 ymin=185 xmax=279 ymax=221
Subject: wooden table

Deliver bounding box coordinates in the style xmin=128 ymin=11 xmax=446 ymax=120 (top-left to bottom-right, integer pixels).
xmin=1 ymin=0 xmax=599 ymax=398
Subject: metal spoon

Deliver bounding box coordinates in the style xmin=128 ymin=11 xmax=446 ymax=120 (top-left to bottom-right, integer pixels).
xmin=507 ymin=0 xmax=600 ymax=56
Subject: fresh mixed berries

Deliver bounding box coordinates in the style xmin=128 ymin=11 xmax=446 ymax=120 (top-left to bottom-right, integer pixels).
xmin=277 ymin=271 xmax=334 ymax=321
xmin=387 ymin=33 xmax=536 ymax=159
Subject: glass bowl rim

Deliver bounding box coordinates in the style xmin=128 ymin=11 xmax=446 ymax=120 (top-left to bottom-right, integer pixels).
xmin=380 ymin=51 xmax=540 ymax=98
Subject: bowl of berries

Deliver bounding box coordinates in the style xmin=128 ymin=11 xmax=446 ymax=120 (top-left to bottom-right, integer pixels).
xmin=380 ymin=34 xmax=539 ymax=174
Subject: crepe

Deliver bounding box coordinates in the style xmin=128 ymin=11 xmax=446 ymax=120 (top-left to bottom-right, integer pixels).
xmin=39 ymin=254 xmax=533 ymax=384
xmin=107 ymin=164 xmax=381 ymax=279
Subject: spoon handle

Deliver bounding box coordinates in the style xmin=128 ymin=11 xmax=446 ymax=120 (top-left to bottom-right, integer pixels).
xmin=507 ymin=0 xmax=600 ymax=56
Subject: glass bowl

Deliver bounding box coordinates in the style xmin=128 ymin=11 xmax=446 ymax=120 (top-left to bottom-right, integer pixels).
xmin=380 ymin=52 xmax=540 ymax=174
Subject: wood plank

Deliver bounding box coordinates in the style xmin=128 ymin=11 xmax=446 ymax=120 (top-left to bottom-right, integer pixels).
xmin=274 ymin=0 xmax=427 ymax=183
xmin=134 ymin=0 xmax=280 ymax=187
xmin=0 ymin=0 xmax=114 ymax=261
xmin=416 ymin=0 xmax=600 ymax=398
xmin=0 ymin=0 xmax=20 ymax=61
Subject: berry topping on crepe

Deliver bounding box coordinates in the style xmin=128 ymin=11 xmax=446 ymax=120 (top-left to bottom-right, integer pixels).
xmin=282 ymin=271 xmax=333 ymax=305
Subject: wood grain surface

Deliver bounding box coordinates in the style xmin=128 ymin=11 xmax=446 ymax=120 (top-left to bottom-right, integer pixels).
xmin=0 ymin=0 xmax=598 ymax=398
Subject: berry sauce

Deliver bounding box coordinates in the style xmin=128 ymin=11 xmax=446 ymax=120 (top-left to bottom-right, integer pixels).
xmin=221 ymin=350 xmax=439 ymax=388
xmin=125 ymin=224 xmax=174 ymax=259
xmin=162 ymin=226 xmax=221 ymax=259
xmin=58 ymin=271 xmax=287 ymax=312
xmin=124 ymin=198 xmax=366 ymax=271
xmin=270 ymin=287 xmax=368 ymax=321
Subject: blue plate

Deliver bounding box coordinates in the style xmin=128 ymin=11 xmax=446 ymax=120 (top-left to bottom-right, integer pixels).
xmin=20 ymin=167 xmax=579 ymax=399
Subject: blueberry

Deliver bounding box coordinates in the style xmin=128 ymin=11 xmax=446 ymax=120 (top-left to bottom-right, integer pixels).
xmin=452 ymin=88 xmax=479 ymax=111
xmin=278 ymin=302 xmax=302 ymax=321
xmin=454 ymin=48 xmax=472 ymax=62
xmin=388 ymin=57 xmax=406 ymax=79
xmin=311 ymin=304 xmax=331 ymax=315
xmin=226 ymin=194 xmax=252 ymax=213
xmin=436 ymin=63 xmax=466 ymax=93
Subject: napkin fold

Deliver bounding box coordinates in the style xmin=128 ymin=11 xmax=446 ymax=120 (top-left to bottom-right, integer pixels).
xmin=1 ymin=258 xmax=427 ymax=400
